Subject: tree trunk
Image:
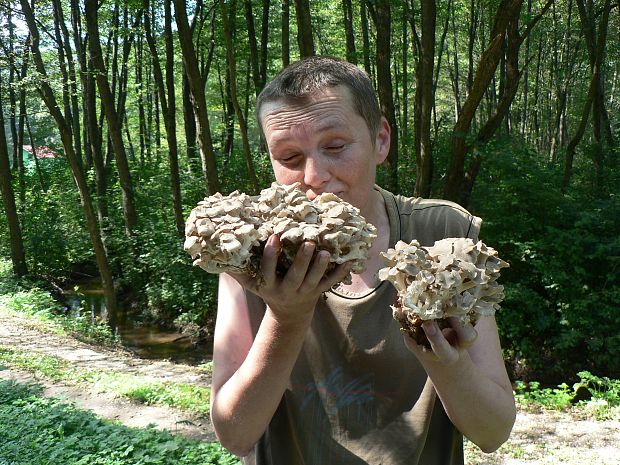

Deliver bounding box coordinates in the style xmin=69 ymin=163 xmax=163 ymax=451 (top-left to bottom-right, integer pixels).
xmin=443 ymin=31 xmax=506 ymax=203
xmin=259 ymin=0 xmax=270 ymax=88
xmin=562 ymin=66 xmax=598 ymax=192
xmin=20 ymin=0 xmax=118 ymax=314
xmin=244 ymin=0 xmax=262 ymax=96
xmin=444 ymin=0 xmax=520 ymax=204
xmin=0 ymin=79 xmax=28 ymax=277
xmin=52 ymin=0 xmax=83 ymax=169
xmin=413 ymin=0 xmax=435 ymax=198
xmin=84 ymin=0 xmax=138 ymax=237
xmin=361 ymin=0 xmax=372 ymax=78
xmin=573 ymin=0 xmax=612 ymax=189
xmin=372 ymin=0 xmax=398 ymax=192
xmin=174 ymin=0 xmax=221 ymax=194
xmin=576 ymin=0 xmax=614 ymax=147
xmin=182 ymin=67 xmax=200 ymax=172
xmin=144 ymin=0 xmax=184 ymax=236
xmin=136 ymin=34 xmax=148 ymax=165
xmin=342 ymin=0 xmax=357 ymax=64
xmin=450 ymin=0 xmax=553 ymax=206
xmin=281 ymin=0 xmax=290 ymax=67
xmin=219 ymin=0 xmax=260 ymax=193
xmin=294 ymin=0 xmax=315 ymax=57
xmin=6 ymin=8 xmax=19 ymax=172
xmin=70 ymin=0 xmax=93 ymax=170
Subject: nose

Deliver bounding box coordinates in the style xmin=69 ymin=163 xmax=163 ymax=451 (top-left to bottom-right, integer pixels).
xmin=303 ymin=154 xmax=330 ymax=191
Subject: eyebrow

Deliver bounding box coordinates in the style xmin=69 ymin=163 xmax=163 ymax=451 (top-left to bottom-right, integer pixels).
xmin=269 ymin=119 xmax=349 ymax=149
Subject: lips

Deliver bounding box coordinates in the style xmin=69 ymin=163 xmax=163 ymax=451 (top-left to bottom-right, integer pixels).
xmin=306 ymin=189 xmax=345 ymax=201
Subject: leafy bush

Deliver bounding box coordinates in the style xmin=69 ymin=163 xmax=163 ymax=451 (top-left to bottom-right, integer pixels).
xmin=514 ymin=371 xmax=620 ymax=420
xmin=0 ymin=258 xmax=118 ymax=346
xmin=0 ymin=380 xmax=239 ymax=465
xmin=470 ymin=137 xmax=620 ymax=382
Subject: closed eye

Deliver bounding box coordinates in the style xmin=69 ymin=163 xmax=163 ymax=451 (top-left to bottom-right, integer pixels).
xmin=276 ymin=153 xmax=301 ymax=164
xmin=325 ymin=144 xmax=345 ymax=153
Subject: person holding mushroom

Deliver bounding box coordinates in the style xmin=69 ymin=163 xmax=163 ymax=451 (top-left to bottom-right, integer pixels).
xmin=208 ymin=56 xmax=516 ymax=464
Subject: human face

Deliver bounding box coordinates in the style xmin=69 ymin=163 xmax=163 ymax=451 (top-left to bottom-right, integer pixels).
xmin=260 ymin=86 xmax=390 ymax=217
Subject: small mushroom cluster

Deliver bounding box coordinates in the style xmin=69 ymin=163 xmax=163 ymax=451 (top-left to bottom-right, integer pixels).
xmin=378 ymin=238 xmax=509 ymax=346
xmin=184 ymin=182 xmax=377 ymax=282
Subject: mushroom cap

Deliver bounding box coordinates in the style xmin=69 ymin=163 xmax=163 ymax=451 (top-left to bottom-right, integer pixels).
xmin=378 ymin=238 xmax=509 ymax=344
xmin=184 ymin=182 xmax=377 ymax=283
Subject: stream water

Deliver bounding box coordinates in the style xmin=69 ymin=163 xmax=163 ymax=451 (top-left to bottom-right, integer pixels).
xmin=62 ymin=283 xmax=212 ymax=366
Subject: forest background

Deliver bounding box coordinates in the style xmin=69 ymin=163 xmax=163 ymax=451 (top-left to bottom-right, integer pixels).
xmin=0 ymin=0 xmax=618 ymax=386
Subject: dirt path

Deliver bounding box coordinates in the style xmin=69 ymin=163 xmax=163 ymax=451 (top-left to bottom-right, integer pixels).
xmin=1 ymin=310 xmax=619 ymax=463
xmin=0 ymin=310 xmax=215 ymax=441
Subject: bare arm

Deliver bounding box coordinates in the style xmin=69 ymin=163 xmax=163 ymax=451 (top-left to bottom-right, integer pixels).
xmin=405 ymin=316 xmax=516 ymax=453
xmin=210 ymin=236 xmax=351 ymax=456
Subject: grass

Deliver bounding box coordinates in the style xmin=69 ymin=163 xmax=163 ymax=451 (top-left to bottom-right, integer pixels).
xmin=514 ymin=371 xmax=620 ymax=420
xmin=0 ymin=259 xmax=119 ymax=347
xmin=0 ymin=346 xmax=211 ymax=415
xmin=0 ymin=379 xmax=239 ymax=465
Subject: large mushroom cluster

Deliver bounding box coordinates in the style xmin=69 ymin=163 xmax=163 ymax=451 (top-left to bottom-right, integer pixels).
xmin=184 ymin=182 xmax=377 ymax=283
xmin=378 ymin=238 xmax=509 ymax=345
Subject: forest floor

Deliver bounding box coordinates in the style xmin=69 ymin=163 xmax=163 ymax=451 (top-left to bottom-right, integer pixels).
xmin=1 ymin=310 xmax=619 ymax=464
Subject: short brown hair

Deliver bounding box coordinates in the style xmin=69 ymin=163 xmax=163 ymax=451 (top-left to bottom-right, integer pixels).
xmin=256 ymin=56 xmax=382 ymax=144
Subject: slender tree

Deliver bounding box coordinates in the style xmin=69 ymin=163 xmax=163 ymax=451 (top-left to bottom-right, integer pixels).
xmin=371 ymin=0 xmax=399 ymax=191
xmin=19 ymin=0 xmax=118 ymax=313
xmin=144 ymin=0 xmax=184 ymax=235
xmin=295 ymin=0 xmax=315 ymax=57
xmin=84 ymin=0 xmax=138 ymax=237
xmin=281 ymin=0 xmax=290 ymax=67
xmin=563 ymin=0 xmax=613 ymax=192
xmin=219 ymin=0 xmax=260 ymax=193
xmin=0 ymin=78 xmax=27 ymax=276
xmin=444 ymin=0 xmax=552 ymax=205
xmin=342 ymin=0 xmax=357 ymax=64
xmin=173 ymin=0 xmax=221 ymax=194
xmin=412 ymin=0 xmax=436 ymax=197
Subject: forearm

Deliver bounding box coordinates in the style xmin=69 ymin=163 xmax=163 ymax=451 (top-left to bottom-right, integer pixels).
xmin=421 ymin=352 xmax=516 ymax=453
xmin=211 ymin=308 xmax=312 ymax=456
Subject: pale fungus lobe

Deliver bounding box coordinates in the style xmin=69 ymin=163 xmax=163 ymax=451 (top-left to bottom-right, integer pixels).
xmin=378 ymin=238 xmax=509 ymax=346
xmin=184 ymin=182 xmax=377 ymax=284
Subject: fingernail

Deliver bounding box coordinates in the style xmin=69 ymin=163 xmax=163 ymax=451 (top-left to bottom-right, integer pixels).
xmin=423 ymin=322 xmax=437 ymax=336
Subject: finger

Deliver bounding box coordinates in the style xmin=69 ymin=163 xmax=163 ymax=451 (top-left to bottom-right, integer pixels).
xmin=299 ymin=250 xmax=331 ymax=291
xmin=282 ymin=241 xmax=316 ymax=289
xmin=422 ymin=321 xmax=459 ymax=365
xmin=319 ymin=261 xmax=353 ymax=291
xmin=260 ymin=235 xmax=281 ymax=286
xmin=447 ymin=316 xmax=478 ymax=349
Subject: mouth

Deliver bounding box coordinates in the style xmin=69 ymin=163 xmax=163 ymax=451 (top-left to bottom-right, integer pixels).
xmin=306 ymin=190 xmax=345 ymax=201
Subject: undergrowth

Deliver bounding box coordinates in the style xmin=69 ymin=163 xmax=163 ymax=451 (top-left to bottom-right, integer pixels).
xmin=0 ymin=347 xmax=211 ymax=415
xmin=0 ymin=259 xmax=118 ymax=346
xmin=0 ymin=379 xmax=238 ymax=465
xmin=514 ymin=371 xmax=620 ymax=420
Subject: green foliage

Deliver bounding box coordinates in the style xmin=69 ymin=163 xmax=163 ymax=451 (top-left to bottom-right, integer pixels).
xmin=0 ymin=380 xmax=239 ymax=465
xmin=21 ymin=160 xmax=93 ymax=277
xmin=514 ymin=371 xmax=620 ymax=419
xmin=117 ymin=164 xmax=220 ymax=327
xmin=514 ymin=380 xmax=573 ymax=410
xmin=0 ymin=346 xmax=211 ymax=414
xmin=469 ymin=137 xmax=620 ymax=381
xmin=0 ymin=258 xmax=119 ymax=346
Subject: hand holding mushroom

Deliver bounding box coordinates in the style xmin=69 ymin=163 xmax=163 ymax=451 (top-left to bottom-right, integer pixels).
xmin=184 ymin=182 xmax=377 ymax=288
xmin=378 ymin=238 xmax=509 ymax=352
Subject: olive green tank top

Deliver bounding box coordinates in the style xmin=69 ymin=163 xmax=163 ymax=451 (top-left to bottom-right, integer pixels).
xmin=242 ymin=186 xmax=481 ymax=465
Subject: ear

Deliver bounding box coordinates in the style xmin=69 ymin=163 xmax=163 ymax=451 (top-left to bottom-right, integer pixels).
xmin=374 ymin=117 xmax=391 ymax=165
